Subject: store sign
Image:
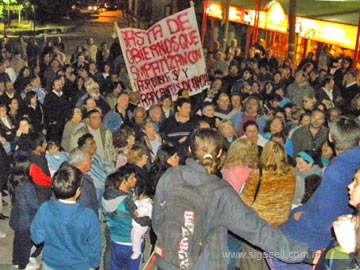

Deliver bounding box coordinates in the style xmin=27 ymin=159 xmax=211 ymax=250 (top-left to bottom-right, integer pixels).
xmin=205 ymin=3 xmax=288 ymax=32
xmin=205 ymin=1 xmax=357 ymax=50
xmin=264 ymin=1 xmax=287 ymax=32
xmin=296 ymin=17 xmax=357 ymax=50
xmin=206 ymin=4 xmax=245 ymax=23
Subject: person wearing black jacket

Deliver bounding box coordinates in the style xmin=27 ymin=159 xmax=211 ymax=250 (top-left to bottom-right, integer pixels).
xmin=43 ymin=76 xmax=71 ymax=143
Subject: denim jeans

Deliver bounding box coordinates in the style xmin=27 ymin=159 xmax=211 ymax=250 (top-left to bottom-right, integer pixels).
xmin=266 ymin=255 xmax=312 ymax=270
xmin=12 ymin=230 xmax=32 ymax=269
xmin=227 ymin=232 xmax=244 ymax=270
xmin=110 ymin=241 xmax=143 ymax=270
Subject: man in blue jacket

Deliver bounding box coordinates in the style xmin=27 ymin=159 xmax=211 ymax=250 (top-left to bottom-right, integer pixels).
xmin=268 ymin=116 xmax=360 ymax=270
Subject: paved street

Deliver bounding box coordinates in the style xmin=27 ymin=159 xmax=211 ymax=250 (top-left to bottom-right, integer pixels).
xmin=57 ymin=10 xmax=149 ymax=58
xmin=0 ymin=194 xmax=17 ymax=269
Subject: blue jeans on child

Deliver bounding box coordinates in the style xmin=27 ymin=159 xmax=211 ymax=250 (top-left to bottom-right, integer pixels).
xmin=110 ymin=241 xmax=143 ymax=270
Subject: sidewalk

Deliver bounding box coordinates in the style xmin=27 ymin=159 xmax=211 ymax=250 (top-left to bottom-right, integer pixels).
xmin=0 ymin=193 xmax=14 ymax=269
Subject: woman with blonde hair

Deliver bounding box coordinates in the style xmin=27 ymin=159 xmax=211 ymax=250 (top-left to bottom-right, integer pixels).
xmin=153 ymin=129 xmax=316 ymax=270
xmin=221 ymin=138 xmax=258 ymax=270
xmin=127 ymin=146 xmax=150 ymax=197
xmin=221 ymin=138 xmax=258 ymax=193
xmin=239 ymin=141 xmax=296 ymax=270
xmin=302 ymin=95 xmax=317 ymax=113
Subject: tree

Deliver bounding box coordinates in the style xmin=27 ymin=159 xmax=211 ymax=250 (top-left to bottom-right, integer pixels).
xmin=29 ymin=0 xmax=77 ymax=22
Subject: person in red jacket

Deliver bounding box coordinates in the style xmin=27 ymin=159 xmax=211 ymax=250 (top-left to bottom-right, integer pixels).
xmin=28 ymin=132 xmax=52 ymax=204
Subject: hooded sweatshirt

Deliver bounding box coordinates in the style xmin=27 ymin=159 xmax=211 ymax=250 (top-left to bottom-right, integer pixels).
xmin=102 ymin=187 xmax=133 ymax=243
xmin=30 ymin=200 xmax=101 ymax=270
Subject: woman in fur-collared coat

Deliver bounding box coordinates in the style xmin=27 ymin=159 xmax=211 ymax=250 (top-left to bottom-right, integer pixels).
xmin=239 ymin=141 xmax=296 ymax=270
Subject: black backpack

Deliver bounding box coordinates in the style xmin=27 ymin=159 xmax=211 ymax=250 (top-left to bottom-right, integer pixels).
xmin=155 ymin=167 xmax=227 ymax=269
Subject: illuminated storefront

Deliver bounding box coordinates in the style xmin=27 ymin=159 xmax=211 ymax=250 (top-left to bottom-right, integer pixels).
xmin=204 ymin=1 xmax=359 ymax=68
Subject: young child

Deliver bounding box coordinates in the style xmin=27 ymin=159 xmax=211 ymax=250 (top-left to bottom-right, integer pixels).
xmin=45 ymin=141 xmax=68 ymax=177
xmin=9 ymin=155 xmax=40 ymax=270
xmin=30 ymin=163 xmax=102 ymax=270
xmin=131 ymin=185 xmax=153 ymax=259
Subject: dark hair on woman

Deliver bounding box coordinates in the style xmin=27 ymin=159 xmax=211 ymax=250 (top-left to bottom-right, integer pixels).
xmin=243 ymin=120 xmax=259 ymax=132
xmin=53 ymin=163 xmax=83 ymax=199
xmin=8 ymin=154 xmax=32 ymax=203
xmin=74 ymin=76 xmax=85 ymax=87
xmin=112 ymin=80 xmax=125 ymax=90
xmin=149 ymin=144 xmax=178 ymax=196
xmin=105 ymin=163 xmax=137 ymax=190
xmin=23 ymin=91 xmax=38 ymax=107
xmin=17 ymin=66 xmax=31 ymax=78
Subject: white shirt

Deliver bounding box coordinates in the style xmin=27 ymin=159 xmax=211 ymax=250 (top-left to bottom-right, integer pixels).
xmin=5 ymin=67 xmax=16 ymax=82
xmin=322 ymin=87 xmax=333 ymax=101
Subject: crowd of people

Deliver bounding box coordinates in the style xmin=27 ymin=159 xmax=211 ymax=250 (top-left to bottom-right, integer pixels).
xmin=0 ymin=30 xmax=359 ymax=270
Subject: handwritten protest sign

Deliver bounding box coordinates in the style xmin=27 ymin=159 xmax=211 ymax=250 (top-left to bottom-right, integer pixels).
xmin=115 ymin=7 xmax=208 ymax=109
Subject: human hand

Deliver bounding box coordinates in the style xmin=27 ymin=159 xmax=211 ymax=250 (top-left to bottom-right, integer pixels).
xmin=293 ymin=211 xmax=304 ymax=221
xmin=16 ymin=128 xmax=22 ymax=137
xmin=0 ymin=136 xmax=7 ymax=145
xmin=333 ymin=215 xmax=356 ymax=253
